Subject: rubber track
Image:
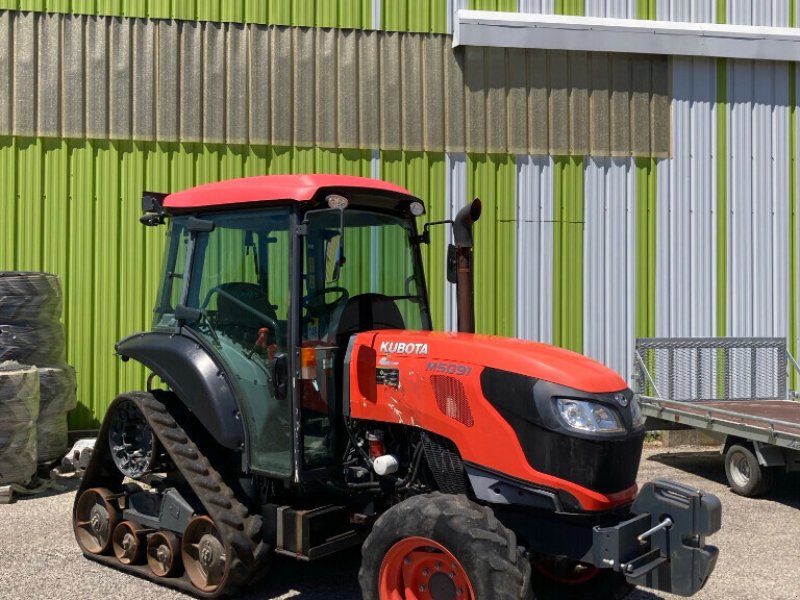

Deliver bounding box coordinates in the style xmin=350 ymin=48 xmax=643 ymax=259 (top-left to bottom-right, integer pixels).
xmin=74 ymin=391 xmax=271 ymax=597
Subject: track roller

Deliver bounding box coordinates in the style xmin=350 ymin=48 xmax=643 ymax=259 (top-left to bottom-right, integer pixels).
xmin=147 ymin=531 xmax=182 ymax=578
xmin=182 ymin=515 xmax=227 ymax=593
xmin=112 ymin=521 xmax=147 ymax=565
xmin=74 ymin=488 xmax=120 ymax=555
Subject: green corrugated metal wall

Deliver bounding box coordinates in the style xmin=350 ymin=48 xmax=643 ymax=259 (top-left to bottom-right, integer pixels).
xmin=0 ymin=0 xmax=373 ymax=28
xmin=552 ymin=156 xmax=584 ymax=352
xmin=0 ymin=137 xmax=374 ymax=429
xmin=468 ymin=154 xmax=516 ymax=337
xmin=381 ymin=151 xmax=447 ymax=328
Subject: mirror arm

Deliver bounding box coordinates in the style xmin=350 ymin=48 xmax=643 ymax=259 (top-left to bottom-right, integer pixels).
xmin=412 ymin=219 xmax=453 ymax=245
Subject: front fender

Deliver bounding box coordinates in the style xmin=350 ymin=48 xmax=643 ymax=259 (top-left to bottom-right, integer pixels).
xmin=116 ymin=331 xmax=245 ymax=450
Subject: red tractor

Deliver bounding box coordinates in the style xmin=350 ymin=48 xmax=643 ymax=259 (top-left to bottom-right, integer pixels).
xmin=73 ymin=175 xmax=720 ymax=599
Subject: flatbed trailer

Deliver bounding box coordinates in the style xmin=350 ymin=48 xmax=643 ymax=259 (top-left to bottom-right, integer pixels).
xmin=634 ymin=337 xmax=800 ymax=497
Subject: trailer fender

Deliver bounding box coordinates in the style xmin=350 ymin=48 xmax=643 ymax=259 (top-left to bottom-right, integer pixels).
xmin=753 ymin=441 xmax=786 ymax=467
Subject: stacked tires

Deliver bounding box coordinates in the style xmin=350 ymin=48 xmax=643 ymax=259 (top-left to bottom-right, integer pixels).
xmin=0 ymin=362 xmax=39 ymax=485
xmin=0 ymin=272 xmax=76 ymax=484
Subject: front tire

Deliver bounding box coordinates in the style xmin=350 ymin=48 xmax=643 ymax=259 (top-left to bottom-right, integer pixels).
xmin=359 ymin=493 xmax=531 ymax=600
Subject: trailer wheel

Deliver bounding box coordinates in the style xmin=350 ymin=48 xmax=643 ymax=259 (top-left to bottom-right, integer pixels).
xmin=725 ymin=444 xmax=774 ymax=497
xmin=359 ymin=492 xmax=531 ymax=600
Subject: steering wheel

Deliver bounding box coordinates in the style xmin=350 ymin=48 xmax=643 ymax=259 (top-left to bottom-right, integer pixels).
xmin=302 ymin=286 xmax=349 ymax=316
xmin=202 ymin=285 xmax=282 ymax=341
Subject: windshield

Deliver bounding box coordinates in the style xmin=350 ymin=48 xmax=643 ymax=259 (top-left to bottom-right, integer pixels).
xmin=302 ymin=208 xmax=430 ymax=343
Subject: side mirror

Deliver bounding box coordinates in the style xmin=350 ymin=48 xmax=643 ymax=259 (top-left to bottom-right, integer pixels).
xmin=272 ymin=353 xmax=289 ymax=401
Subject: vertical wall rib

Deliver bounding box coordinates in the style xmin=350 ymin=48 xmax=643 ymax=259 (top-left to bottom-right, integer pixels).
xmin=656 ymin=57 xmax=718 ymax=337
xmin=726 ymin=1 xmax=791 ymax=341
xmin=515 ymin=155 xmax=554 ymax=344
xmin=444 ymin=153 xmax=468 ymax=331
xmin=583 ymin=158 xmax=636 ymax=380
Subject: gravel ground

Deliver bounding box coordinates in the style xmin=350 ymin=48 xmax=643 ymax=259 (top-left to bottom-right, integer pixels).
xmin=1 ymin=444 xmax=799 ymax=600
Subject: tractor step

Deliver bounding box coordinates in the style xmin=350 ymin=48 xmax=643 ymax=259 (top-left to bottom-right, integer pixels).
xmin=266 ymin=504 xmax=366 ymax=561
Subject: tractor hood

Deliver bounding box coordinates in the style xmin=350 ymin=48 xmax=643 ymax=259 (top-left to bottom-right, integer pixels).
xmin=361 ymin=330 xmax=626 ymax=394
xmin=347 ymin=329 xmax=641 ymax=511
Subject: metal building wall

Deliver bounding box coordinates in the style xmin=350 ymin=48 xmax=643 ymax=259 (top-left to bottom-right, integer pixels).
xmin=3 ymin=0 xmax=800 ymax=430
xmin=0 ymin=140 xmax=375 ymax=430
xmin=515 ymin=156 xmax=554 ymax=345
xmin=583 ymin=159 xmax=636 ymax=380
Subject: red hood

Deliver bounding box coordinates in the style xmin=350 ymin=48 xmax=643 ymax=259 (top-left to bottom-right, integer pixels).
xmin=364 ymin=330 xmax=627 ymax=394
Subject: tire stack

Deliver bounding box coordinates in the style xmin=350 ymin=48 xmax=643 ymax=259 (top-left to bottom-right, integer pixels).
xmin=0 ymin=362 xmax=39 ymax=485
xmin=0 ymin=272 xmax=76 ymax=472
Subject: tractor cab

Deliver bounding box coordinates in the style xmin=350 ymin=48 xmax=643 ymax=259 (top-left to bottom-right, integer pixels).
xmin=143 ymin=176 xmax=431 ymax=480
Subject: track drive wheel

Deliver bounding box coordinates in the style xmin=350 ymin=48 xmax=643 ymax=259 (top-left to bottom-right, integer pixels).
xmin=147 ymin=531 xmax=182 ymax=578
xmin=359 ymin=492 xmax=531 ymax=600
xmin=112 ymin=521 xmax=147 ymax=565
xmin=182 ymin=515 xmax=228 ymax=593
xmin=74 ymin=487 xmax=120 ymax=555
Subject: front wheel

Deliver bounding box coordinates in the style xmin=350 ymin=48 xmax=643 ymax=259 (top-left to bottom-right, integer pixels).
xmin=359 ymin=493 xmax=531 ymax=600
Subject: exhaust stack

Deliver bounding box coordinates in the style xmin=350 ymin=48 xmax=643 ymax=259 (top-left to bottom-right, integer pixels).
xmin=452 ymin=198 xmax=482 ymax=333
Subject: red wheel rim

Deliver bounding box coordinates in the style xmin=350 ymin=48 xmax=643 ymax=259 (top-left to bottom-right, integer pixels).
xmin=379 ymin=536 xmax=476 ymax=600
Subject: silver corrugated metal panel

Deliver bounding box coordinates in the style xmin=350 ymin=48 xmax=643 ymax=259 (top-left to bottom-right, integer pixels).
xmin=655 ymin=57 xmax=718 ymax=337
xmin=0 ymin=11 xmax=669 ymax=156
xmin=728 ymin=60 xmax=790 ymax=339
xmin=515 ymin=155 xmax=553 ymax=344
xmin=656 ymin=0 xmax=716 ymax=22
xmin=584 ymin=0 xmax=635 ymax=18
xmin=517 ymin=0 xmax=554 ymax=13
xmin=728 ymin=0 xmax=790 ymax=26
xmin=444 ymin=153 xmax=467 ymax=332
xmin=448 ymin=0 xmax=469 ymax=33
xmin=583 ymin=158 xmax=635 ymax=381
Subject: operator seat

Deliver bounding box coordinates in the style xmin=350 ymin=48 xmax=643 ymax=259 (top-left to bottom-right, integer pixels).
xmin=215 ymin=282 xmax=279 ymax=345
xmin=333 ymin=293 xmax=405 ymax=347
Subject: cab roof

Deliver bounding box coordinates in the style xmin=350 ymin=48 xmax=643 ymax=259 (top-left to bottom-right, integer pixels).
xmin=163 ymin=174 xmax=416 ymax=210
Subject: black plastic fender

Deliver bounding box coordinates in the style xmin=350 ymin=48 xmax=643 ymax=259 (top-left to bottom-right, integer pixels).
xmin=116 ymin=331 xmax=245 ymax=450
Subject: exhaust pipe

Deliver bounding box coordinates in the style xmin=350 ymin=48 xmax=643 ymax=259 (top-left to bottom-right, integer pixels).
xmin=451 ymin=198 xmax=482 ymax=333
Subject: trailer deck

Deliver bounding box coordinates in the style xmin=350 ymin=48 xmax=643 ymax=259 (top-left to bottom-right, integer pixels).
xmin=634 ymin=337 xmax=800 ymax=495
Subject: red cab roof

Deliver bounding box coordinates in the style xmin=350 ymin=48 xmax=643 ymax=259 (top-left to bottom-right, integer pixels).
xmin=163 ymin=174 xmax=416 ymax=210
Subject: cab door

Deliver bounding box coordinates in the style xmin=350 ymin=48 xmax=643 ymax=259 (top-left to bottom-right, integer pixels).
xmin=183 ymin=208 xmax=294 ymax=477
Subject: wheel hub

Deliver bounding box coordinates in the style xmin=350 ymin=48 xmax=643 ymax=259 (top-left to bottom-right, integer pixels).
xmin=89 ymin=505 xmax=108 ymax=537
xmin=429 ymin=571 xmax=459 ymax=599
xmin=156 ymin=544 xmax=171 ymax=567
xmin=199 ymin=534 xmax=224 ymax=570
xmin=121 ymin=533 xmax=135 ymax=552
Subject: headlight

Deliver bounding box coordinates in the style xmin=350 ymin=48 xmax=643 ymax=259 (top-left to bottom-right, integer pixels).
xmin=555 ymin=398 xmax=624 ymax=433
xmin=630 ymin=396 xmax=646 ymax=428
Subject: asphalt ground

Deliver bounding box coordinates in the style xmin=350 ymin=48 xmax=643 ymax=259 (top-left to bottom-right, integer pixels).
xmin=1 ymin=444 xmax=799 ymax=600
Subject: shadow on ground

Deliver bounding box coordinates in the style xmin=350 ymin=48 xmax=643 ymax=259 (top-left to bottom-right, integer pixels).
xmin=232 ymin=548 xmax=362 ymax=600
xmin=646 ymin=449 xmax=800 ymax=509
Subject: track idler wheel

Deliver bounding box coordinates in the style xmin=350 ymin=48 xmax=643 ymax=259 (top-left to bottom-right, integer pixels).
xmin=112 ymin=521 xmax=147 ymax=565
xmin=147 ymin=531 xmax=182 ymax=577
xmin=74 ymin=488 xmax=120 ymax=555
xmin=182 ymin=515 xmax=228 ymax=593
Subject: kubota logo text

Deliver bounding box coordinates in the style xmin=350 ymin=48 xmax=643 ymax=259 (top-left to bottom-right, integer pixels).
xmin=379 ymin=341 xmax=428 ymax=355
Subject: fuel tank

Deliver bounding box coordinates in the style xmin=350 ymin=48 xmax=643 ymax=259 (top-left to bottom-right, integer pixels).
xmin=346 ymin=330 xmax=645 ymax=512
